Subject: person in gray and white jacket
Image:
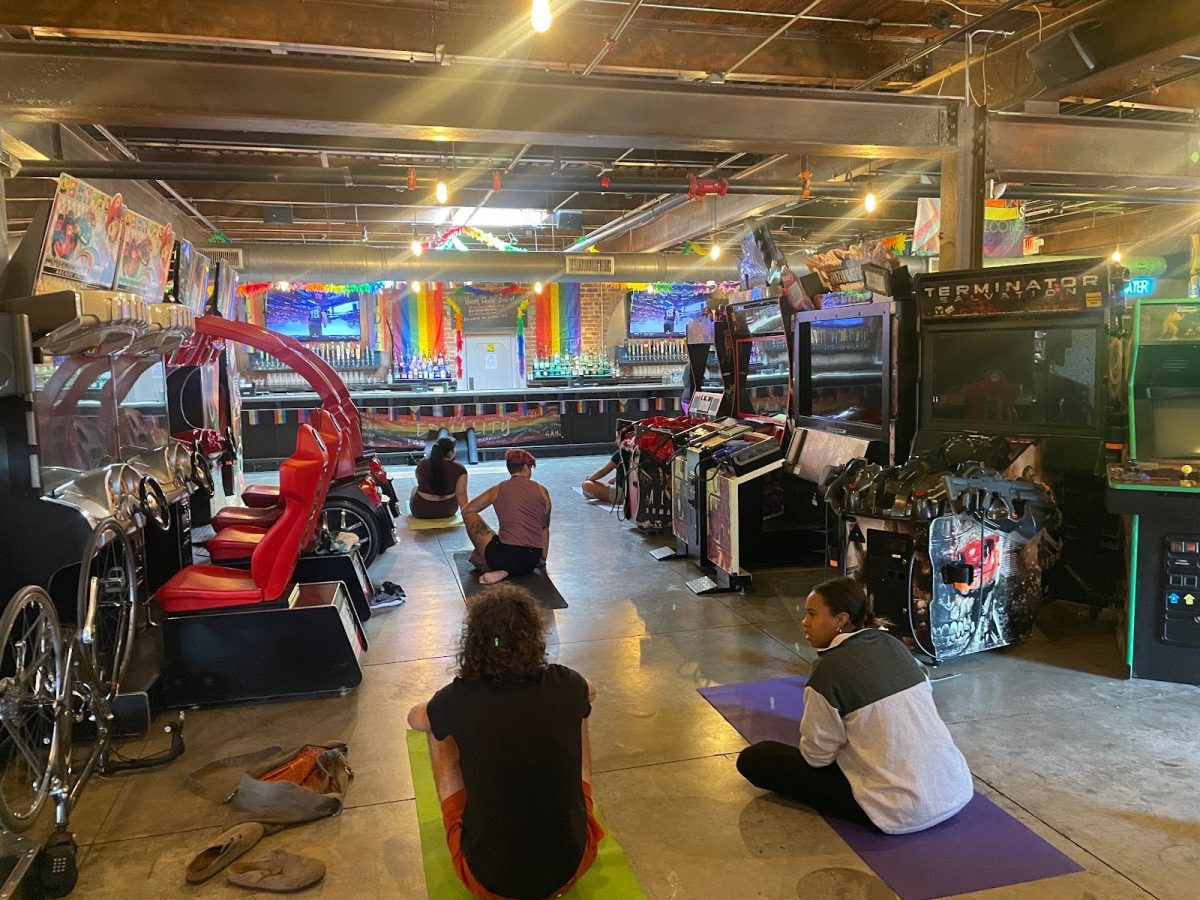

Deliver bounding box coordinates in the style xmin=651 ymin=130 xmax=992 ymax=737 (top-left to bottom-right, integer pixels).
xmin=737 ymin=577 xmax=973 ymax=834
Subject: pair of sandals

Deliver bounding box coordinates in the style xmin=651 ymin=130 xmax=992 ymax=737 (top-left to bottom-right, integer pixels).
xmin=186 ymin=822 xmax=325 ymax=892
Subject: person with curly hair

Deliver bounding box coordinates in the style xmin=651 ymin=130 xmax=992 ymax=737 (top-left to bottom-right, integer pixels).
xmin=407 ymin=585 xmax=602 ymax=900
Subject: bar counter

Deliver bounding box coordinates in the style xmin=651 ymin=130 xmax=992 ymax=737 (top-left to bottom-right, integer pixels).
xmin=239 ymin=379 xmax=685 ymax=465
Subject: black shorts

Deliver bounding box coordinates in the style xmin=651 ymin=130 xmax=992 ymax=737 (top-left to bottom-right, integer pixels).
xmin=484 ymin=538 xmax=541 ymax=576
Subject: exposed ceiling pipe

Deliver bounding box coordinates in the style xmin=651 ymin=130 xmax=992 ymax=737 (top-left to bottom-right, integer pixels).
xmin=582 ymin=0 xmax=646 ymax=76
xmin=237 ymin=244 xmax=737 ymax=283
xmin=852 ymin=0 xmax=1026 ymax=91
xmin=13 ymin=160 xmax=1199 ymax=206
xmin=722 ymin=2 xmax=825 ymax=79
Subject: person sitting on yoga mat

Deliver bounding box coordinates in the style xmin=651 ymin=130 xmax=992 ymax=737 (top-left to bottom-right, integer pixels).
xmin=463 ymin=448 xmax=551 ymax=585
xmin=581 ymin=438 xmax=624 ymax=504
xmin=736 ymin=576 xmax=973 ymax=834
xmin=411 ymin=436 xmax=468 ymax=519
xmin=407 ymin=584 xmax=604 ymax=900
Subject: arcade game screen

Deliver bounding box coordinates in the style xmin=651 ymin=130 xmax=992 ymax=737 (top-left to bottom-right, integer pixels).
xmin=809 ymin=314 xmax=885 ymax=426
xmin=926 ymin=326 xmax=1097 ymax=427
xmin=114 ymin=359 xmax=170 ymax=453
xmin=266 ymin=289 xmax=362 ymax=341
xmin=628 ymin=287 xmax=708 ymax=338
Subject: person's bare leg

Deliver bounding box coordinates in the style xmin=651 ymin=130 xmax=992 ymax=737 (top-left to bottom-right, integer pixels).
xmin=428 ymin=734 xmax=466 ymax=802
xmin=581 ymin=480 xmax=609 ymax=501
xmin=463 ymin=511 xmax=496 ymax=571
xmin=580 ymin=719 xmax=593 ymax=786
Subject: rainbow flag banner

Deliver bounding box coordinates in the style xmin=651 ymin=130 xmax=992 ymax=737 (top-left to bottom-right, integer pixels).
xmin=395 ymin=284 xmax=446 ymax=359
xmin=534 ymin=284 xmax=582 ymax=357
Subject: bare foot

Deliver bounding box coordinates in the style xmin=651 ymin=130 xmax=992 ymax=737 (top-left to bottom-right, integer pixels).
xmin=479 ymin=570 xmax=509 ymax=585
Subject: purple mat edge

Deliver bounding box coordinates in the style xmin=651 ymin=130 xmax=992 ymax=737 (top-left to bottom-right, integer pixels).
xmin=699 ymin=676 xmax=1084 ymax=900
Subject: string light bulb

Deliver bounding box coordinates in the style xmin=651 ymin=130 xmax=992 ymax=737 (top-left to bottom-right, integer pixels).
xmin=411 ymin=240 xmax=423 ymax=256
xmin=864 ymin=192 xmax=878 ymax=214
xmin=1111 ymin=249 xmax=1122 ymax=263
xmin=710 ymin=243 xmax=721 ymax=260
xmin=534 ymin=281 xmax=544 ymax=293
xmin=435 ymin=180 xmax=449 ymax=205
xmin=531 ymin=0 xmax=552 ymax=33
xmin=413 ymin=281 xmax=422 ymax=292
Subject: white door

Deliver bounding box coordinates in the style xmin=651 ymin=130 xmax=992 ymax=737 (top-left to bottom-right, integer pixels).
xmin=463 ymin=334 xmax=519 ymax=390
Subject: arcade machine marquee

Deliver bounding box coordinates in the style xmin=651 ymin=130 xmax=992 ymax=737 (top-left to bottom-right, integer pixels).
xmin=1107 ymin=297 xmax=1200 ymax=685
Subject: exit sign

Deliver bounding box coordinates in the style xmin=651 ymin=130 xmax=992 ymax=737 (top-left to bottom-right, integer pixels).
xmin=1124 ymin=277 xmax=1155 ymax=296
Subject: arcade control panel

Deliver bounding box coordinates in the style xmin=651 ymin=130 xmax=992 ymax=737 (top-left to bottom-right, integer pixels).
xmin=1107 ymin=460 xmax=1200 ymax=491
xmin=1164 ymin=538 xmax=1200 ymax=645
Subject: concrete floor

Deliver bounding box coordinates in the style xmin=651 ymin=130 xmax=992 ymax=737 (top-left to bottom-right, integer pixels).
xmin=63 ymin=456 xmax=1200 ymax=899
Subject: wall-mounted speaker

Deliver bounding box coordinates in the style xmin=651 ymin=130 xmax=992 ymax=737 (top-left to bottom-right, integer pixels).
xmin=1026 ymin=20 xmax=1112 ymax=89
xmin=555 ymin=210 xmax=584 ymax=231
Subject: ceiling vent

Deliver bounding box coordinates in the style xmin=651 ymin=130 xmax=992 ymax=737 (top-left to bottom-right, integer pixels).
xmin=564 ymin=254 xmax=616 ymax=276
xmin=205 ymin=247 xmax=245 ymax=269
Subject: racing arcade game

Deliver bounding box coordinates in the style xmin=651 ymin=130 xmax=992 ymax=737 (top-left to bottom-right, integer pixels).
xmin=1107 ymin=297 xmax=1200 ymax=684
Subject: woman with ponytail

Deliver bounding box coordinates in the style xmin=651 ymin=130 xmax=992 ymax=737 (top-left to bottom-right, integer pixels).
xmin=411 ymin=436 xmax=468 ymax=519
xmin=736 ymin=576 xmax=973 ymax=834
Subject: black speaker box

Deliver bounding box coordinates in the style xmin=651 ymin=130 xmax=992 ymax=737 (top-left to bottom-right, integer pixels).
xmin=1026 ymin=20 xmax=1112 ymax=89
xmin=555 ymin=210 xmax=584 ymax=231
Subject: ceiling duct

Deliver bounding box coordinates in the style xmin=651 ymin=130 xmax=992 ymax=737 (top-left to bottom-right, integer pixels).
xmin=236 ymin=244 xmax=736 ymax=283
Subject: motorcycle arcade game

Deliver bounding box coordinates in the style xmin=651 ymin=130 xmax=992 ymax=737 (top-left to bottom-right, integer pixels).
xmin=829 ymin=259 xmax=1125 ymax=663
xmin=1106 ymin=297 xmax=1200 ymax=685
xmin=792 ymin=260 xmax=918 ymax=566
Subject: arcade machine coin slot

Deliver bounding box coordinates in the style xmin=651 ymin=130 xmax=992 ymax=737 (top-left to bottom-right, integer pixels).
xmin=913 ymin=258 xmax=1127 ymax=612
xmin=1106 ymin=296 xmax=1200 ymax=684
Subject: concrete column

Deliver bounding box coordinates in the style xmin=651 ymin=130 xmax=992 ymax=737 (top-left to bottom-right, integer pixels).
xmin=938 ymin=103 xmax=986 ymax=271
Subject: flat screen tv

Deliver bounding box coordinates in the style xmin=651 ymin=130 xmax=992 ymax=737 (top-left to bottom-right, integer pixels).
xmin=265 ymin=289 xmax=362 ymax=342
xmin=627 ymin=286 xmax=708 ymax=338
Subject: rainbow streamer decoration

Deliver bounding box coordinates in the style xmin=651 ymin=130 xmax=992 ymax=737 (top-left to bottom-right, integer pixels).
xmin=534 ymin=284 xmax=582 ymax=357
xmin=397 ymin=284 xmax=446 ymax=359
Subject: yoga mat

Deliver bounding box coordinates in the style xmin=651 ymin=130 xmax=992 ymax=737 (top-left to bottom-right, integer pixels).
xmin=452 ymin=550 xmax=568 ymax=610
xmin=406 ymin=730 xmax=645 ymax=900
xmin=405 ymin=508 xmax=465 ymax=530
xmin=699 ymin=676 xmax=1084 ymax=900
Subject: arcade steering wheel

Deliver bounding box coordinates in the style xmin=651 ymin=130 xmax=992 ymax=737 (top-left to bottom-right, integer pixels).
xmin=190 ymin=449 xmax=214 ymax=495
xmin=138 ymin=476 xmax=170 ymax=532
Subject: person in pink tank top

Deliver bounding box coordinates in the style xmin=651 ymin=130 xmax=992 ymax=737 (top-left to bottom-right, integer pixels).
xmin=463 ymin=449 xmax=552 ymax=584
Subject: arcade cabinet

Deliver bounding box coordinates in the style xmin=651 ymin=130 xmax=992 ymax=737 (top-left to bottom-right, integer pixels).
xmin=912 ymin=258 xmax=1128 ymax=612
xmin=1107 ymin=297 xmax=1200 ymax=685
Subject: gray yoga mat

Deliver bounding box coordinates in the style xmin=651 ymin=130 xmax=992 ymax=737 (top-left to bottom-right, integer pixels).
xmin=451 ymin=550 xmax=568 ymax=610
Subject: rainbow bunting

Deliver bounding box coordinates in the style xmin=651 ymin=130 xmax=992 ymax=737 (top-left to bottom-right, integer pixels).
xmin=534 ymin=284 xmax=582 ymax=357
xmin=396 ymin=284 xmax=446 ymax=359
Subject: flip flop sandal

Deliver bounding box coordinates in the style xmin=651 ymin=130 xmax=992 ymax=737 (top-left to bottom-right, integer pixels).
xmin=185 ymin=822 xmax=266 ymax=883
xmin=227 ymin=848 xmax=326 ymax=892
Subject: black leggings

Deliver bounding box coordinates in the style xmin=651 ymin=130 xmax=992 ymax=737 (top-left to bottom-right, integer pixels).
xmin=736 ymin=741 xmax=874 ymax=829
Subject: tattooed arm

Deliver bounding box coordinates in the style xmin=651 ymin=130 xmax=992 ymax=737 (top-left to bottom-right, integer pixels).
xmin=540 ymin=484 xmax=552 ymax=566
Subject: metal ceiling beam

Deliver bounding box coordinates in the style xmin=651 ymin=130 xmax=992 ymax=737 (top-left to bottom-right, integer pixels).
xmin=0 ymin=43 xmax=955 ymax=158
xmin=907 ymin=0 xmax=1200 ymax=112
xmin=1036 ymin=205 xmax=1200 ymax=255
xmin=0 ymin=0 xmax=940 ymax=87
xmin=987 ymin=114 xmax=1200 ymax=188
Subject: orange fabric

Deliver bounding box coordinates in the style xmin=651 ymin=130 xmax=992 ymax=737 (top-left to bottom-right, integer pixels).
xmin=440 ymin=782 xmax=604 ymax=900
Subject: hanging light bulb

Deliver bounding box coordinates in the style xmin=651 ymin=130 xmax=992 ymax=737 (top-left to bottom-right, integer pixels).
xmin=413 ymin=281 xmax=422 ymax=292
xmin=435 ymin=179 xmax=449 ymax=205
xmin=1111 ymin=249 xmax=1122 ymax=263
xmin=411 ymin=240 xmax=423 ymax=256
xmin=534 ymin=281 xmax=543 ymax=293
xmin=710 ymin=243 xmax=721 ymax=260
xmin=531 ymin=0 xmax=552 ymax=33
xmin=864 ymin=192 xmax=878 ymax=214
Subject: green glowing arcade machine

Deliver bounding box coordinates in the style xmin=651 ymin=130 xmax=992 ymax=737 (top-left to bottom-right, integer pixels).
xmin=1106 ymin=297 xmax=1200 ymax=685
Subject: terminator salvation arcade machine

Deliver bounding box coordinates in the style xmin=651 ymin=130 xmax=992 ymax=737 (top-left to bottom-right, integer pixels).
xmin=828 ymin=259 xmax=1124 ymax=662
xmin=1107 ymin=297 xmax=1200 ymax=685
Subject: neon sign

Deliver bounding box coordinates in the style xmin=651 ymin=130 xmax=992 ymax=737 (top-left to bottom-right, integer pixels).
xmin=1124 ymin=277 xmax=1155 ymax=297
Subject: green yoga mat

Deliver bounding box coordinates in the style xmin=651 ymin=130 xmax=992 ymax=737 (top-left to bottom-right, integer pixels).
xmin=406 ymin=730 xmax=645 ymax=899
xmin=403 ymin=501 xmax=465 ymax=530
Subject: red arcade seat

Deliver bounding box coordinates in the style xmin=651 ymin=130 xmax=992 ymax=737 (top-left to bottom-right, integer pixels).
xmin=240 ymin=408 xmax=356 ymax=508
xmin=156 ymin=425 xmax=327 ymax=614
xmin=206 ymin=417 xmax=340 ymax=563
xmin=211 ymin=410 xmax=342 ymax=532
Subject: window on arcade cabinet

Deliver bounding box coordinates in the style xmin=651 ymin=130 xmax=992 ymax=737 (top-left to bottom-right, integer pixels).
xmin=927 ymin=327 xmax=1097 ymax=427
xmin=33 ymin=355 xmax=119 ymax=477
xmin=808 ymin=314 xmax=885 ymax=426
xmin=113 ymin=358 xmax=170 ymax=456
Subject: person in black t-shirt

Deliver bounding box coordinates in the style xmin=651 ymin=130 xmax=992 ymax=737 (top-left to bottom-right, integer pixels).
xmin=407 ymin=585 xmax=603 ymax=900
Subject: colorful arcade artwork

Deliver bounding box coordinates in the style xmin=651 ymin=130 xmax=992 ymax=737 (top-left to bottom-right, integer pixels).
xmin=359 ymin=406 xmax=561 ymax=450
xmin=115 ymin=208 xmax=173 ymax=301
xmin=266 ymin=288 xmax=363 ymax=342
xmin=36 ymin=174 xmax=125 ymax=293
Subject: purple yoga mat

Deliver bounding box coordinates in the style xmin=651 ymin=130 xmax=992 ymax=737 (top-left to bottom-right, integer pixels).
xmin=699 ymin=676 xmax=1083 ymax=900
